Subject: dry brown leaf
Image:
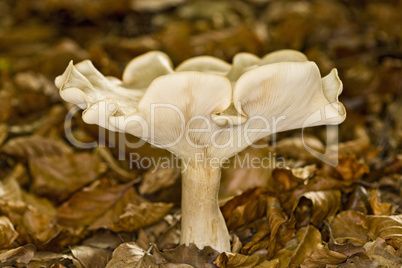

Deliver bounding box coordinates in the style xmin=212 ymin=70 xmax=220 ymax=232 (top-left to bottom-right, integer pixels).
xmin=57 ymin=179 xmax=172 ymax=233
xmin=0 ymin=168 xmax=24 ymax=201
xmin=366 ymin=215 xmax=402 ymax=249
xmin=1 ymin=136 xmax=73 ymax=160
xmin=153 ymin=243 xmax=219 ymax=268
xmin=0 ymin=171 xmax=62 ymax=249
xmin=0 ymin=216 xmax=18 ymax=249
xmin=273 ymin=225 xmax=322 ymax=268
xmin=105 ymin=242 xmax=158 ymax=268
xmin=337 ymin=256 xmax=379 ymax=268
xmin=0 ymin=244 xmax=36 ymax=267
xmin=29 ymin=152 xmax=106 ymax=202
xmin=221 ymin=188 xmax=267 ymax=230
xmin=57 ymin=180 xmax=137 ymax=228
xmin=268 ymin=168 xmax=304 ymax=193
xmin=335 ymin=155 xmax=369 ymax=182
xmin=266 ymin=197 xmax=288 ymax=258
xmin=368 ymin=189 xmax=398 ymax=216
xmin=241 ymin=221 xmax=270 ymax=254
xmin=300 ymin=245 xmax=347 ymax=268
xmin=27 ymin=251 xmax=80 ymax=268
xmin=292 ymin=190 xmax=341 ymax=227
xmin=363 ymin=238 xmax=402 ymax=267
xmin=106 ymin=201 xmax=174 ymax=232
xmin=214 ymin=252 xmax=269 ymax=268
xmin=139 ymin=167 xmax=181 ymax=195
xmin=327 ymin=242 xmax=367 ymax=257
xmin=26 ymin=251 xmax=77 ymax=268
xmin=71 ymin=245 xmax=112 ymax=268
xmin=0 ymin=200 xmax=61 ymax=248
xmin=330 ymin=210 xmax=368 ymax=245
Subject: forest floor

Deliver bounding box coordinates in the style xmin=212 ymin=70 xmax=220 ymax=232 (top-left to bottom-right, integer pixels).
xmin=0 ymin=0 xmax=401 ymax=267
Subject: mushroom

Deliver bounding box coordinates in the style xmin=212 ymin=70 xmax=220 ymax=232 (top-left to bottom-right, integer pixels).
xmin=55 ymin=50 xmax=346 ymax=253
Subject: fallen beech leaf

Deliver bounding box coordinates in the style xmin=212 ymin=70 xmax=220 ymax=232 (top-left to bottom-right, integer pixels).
xmin=269 ymin=168 xmax=304 ymax=193
xmin=327 ymin=242 xmax=367 ymax=257
xmin=0 ymin=167 xmax=23 ymax=201
xmin=0 ymin=200 xmax=61 ymax=248
xmin=139 ymin=167 xmax=181 ymax=195
xmin=335 ymin=155 xmax=369 ymax=182
xmin=105 ymin=242 xmax=158 ymax=268
xmin=368 ymin=189 xmax=397 ymax=216
xmin=292 ymin=190 xmax=341 ymax=227
xmin=57 ymin=179 xmax=172 ymax=233
xmin=266 ymin=197 xmax=288 ymax=258
xmin=106 ymin=242 xmax=150 ymax=268
xmin=0 ymin=172 xmax=61 ymax=248
xmin=330 ymin=211 xmax=368 ymax=245
xmin=29 ymin=152 xmax=106 ymax=202
xmin=366 ymin=215 xmax=402 ymax=249
xmin=153 ymin=243 xmax=219 ymax=268
xmin=337 ymin=256 xmax=379 ymax=268
xmin=71 ymin=245 xmax=112 ymax=268
xmin=0 ymin=244 xmax=36 ymax=266
xmin=0 ymin=216 xmax=18 ymax=249
xmin=28 ymin=251 xmax=80 ymax=268
xmin=221 ymin=188 xmax=266 ymax=230
xmin=214 ymin=252 xmax=269 ymax=267
xmin=57 ymin=180 xmax=137 ymax=228
xmin=363 ymin=238 xmax=402 ymax=267
xmin=273 ymin=225 xmax=322 ymax=268
xmin=105 ymin=201 xmax=174 ymax=232
xmin=300 ymin=245 xmax=347 ymax=267
xmin=241 ymin=221 xmax=270 ymax=254
xmin=1 ymin=136 xmax=73 ymax=160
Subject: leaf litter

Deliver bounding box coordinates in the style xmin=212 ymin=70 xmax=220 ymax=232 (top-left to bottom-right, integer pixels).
xmin=0 ymin=0 xmax=401 ymax=266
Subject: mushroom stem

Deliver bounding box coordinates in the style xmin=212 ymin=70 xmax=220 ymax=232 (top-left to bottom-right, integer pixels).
xmin=180 ymin=162 xmax=231 ymax=253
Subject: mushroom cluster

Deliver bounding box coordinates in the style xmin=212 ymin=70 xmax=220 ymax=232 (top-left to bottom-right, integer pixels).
xmin=55 ymin=50 xmax=346 ymax=253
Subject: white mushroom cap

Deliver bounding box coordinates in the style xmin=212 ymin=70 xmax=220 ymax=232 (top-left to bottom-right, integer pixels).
xmin=56 ymin=50 xmax=346 ymax=161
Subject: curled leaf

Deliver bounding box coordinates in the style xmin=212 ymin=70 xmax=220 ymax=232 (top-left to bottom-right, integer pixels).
xmin=368 ymin=189 xmax=397 ymax=216
xmin=0 ymin=244 xmax=36 ymax=266
xmin=273 ymin=225 xmax=322 ymax=268
xmin=292 ymin=190 xmax=341 ymax=227
xmin=214 ymin=252 xmax=271 ymax=268
xmin=0 ymin=216 xmax=18 ymax=249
